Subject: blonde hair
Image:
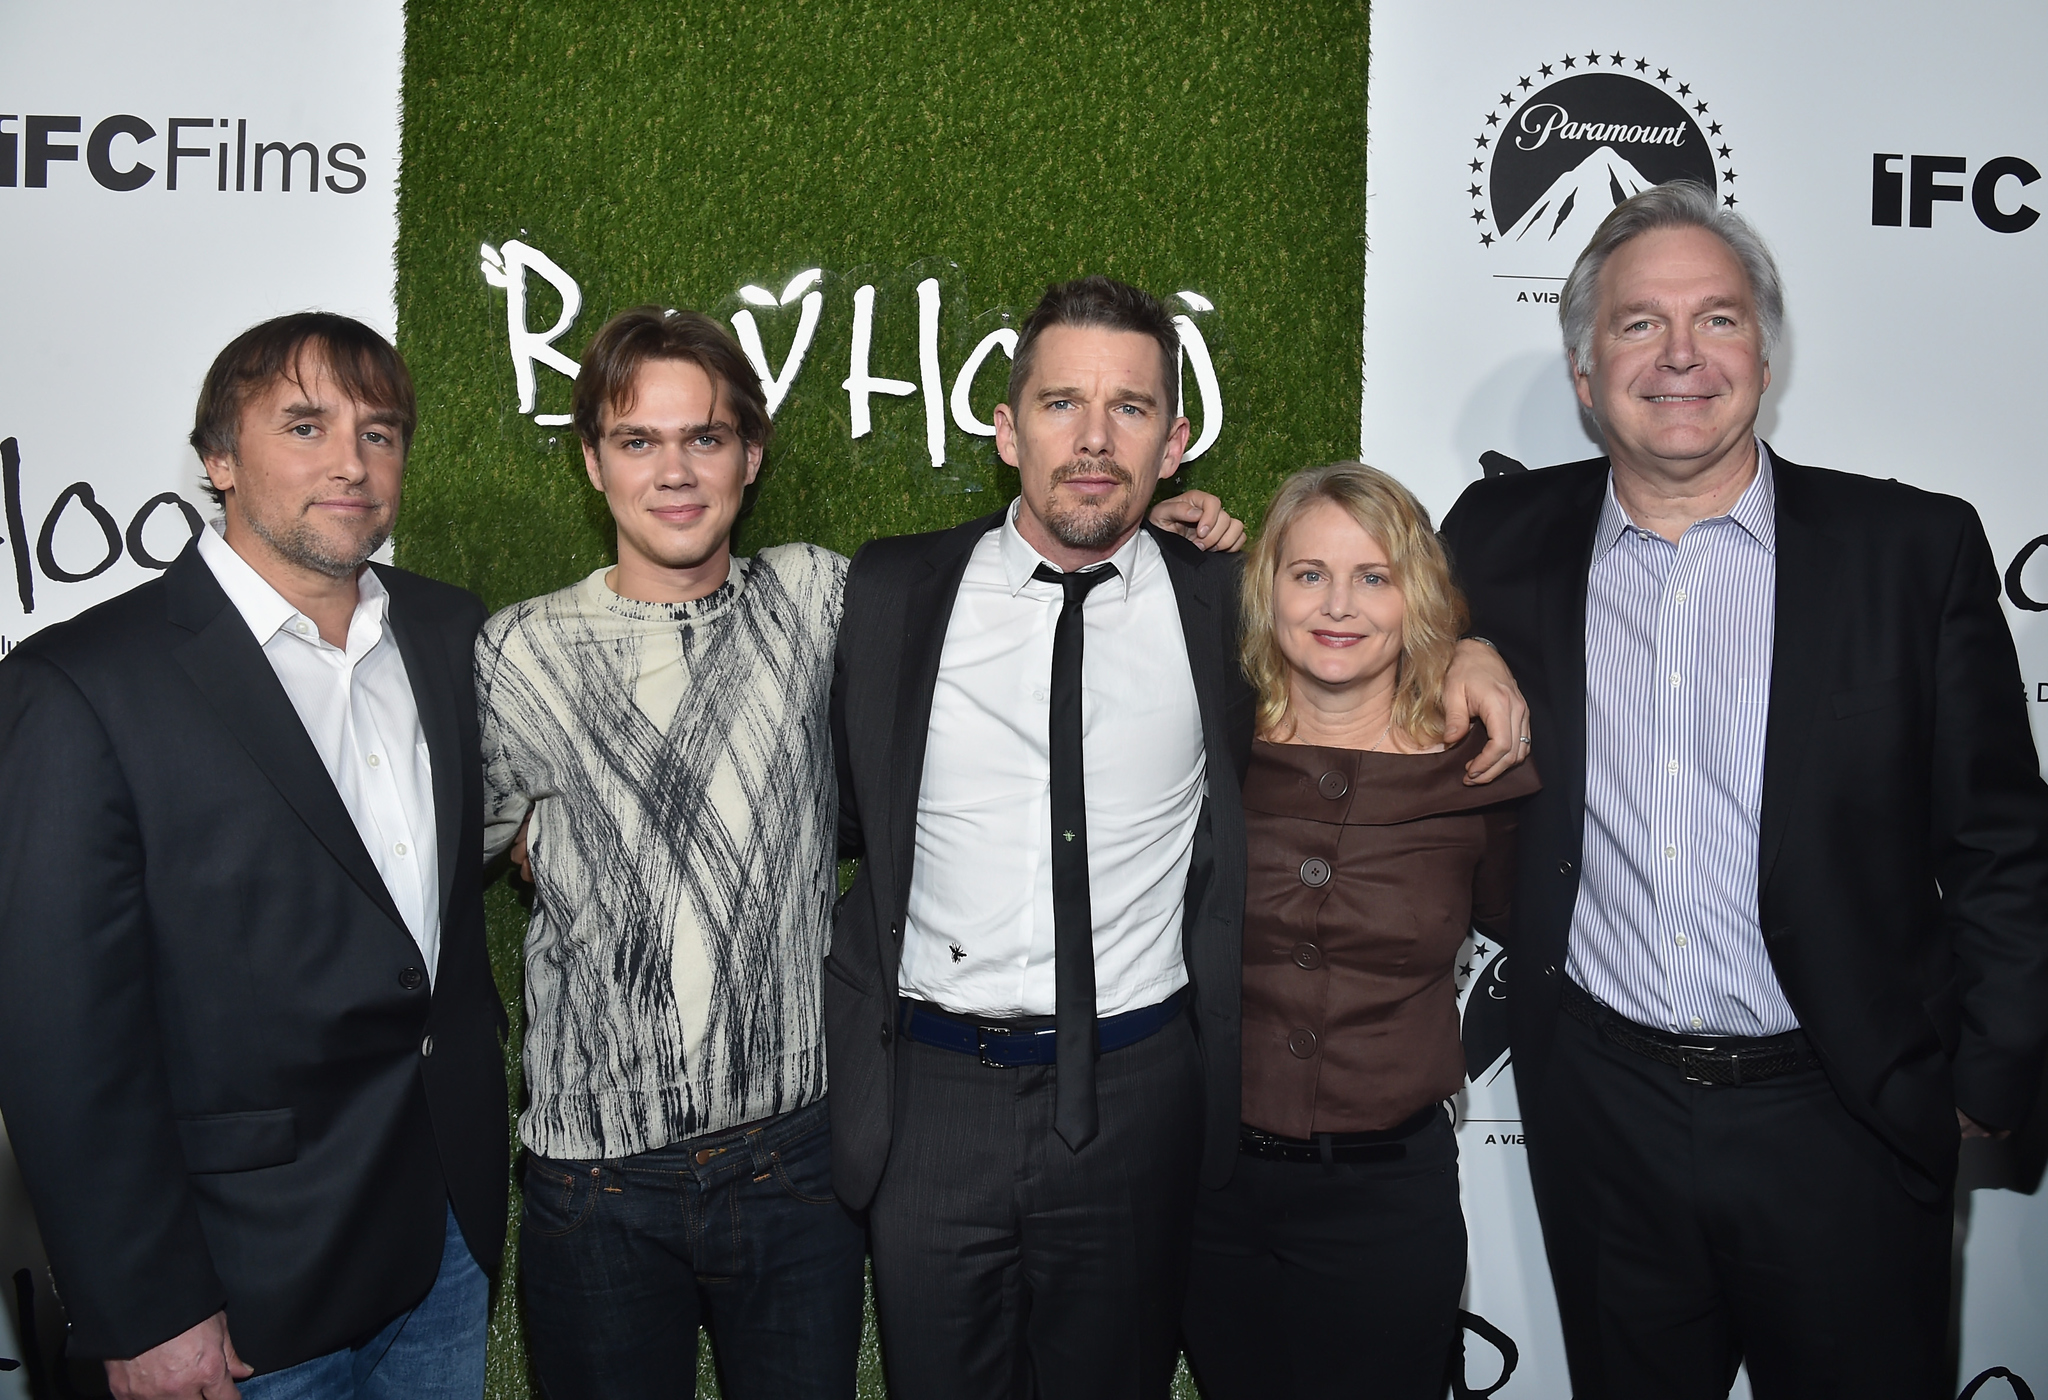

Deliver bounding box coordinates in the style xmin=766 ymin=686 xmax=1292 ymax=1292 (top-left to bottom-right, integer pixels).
xmin=1240 ymin=462 xmax=1470 ymax=743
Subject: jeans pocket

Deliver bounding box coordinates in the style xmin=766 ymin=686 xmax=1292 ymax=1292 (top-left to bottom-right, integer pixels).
xmin=524 ymin=1156 xmax=599 ymax=1237
xmin=769 ymin=1123 xmax=840 ymax=1206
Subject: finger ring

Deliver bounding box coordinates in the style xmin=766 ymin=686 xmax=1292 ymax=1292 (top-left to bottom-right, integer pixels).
xmin=1517 ymin=735 xmax=1531 ymax=743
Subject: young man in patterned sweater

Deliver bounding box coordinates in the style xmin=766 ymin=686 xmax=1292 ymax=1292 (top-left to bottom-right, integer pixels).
xmin=476 ymin=305 xmax=1241 ymax=1398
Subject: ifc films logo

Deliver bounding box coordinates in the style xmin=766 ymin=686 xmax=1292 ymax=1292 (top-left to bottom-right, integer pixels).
xmin=1466 ymin=51 xmax=1736 ymax=263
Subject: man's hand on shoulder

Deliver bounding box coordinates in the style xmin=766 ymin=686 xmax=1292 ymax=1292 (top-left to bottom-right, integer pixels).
xmin=1445 ymin=638 xmax=1532 ymax=785
xmin=106 ymin=1312 xmax=251 ymax=1400
xmin=1148 ymin=491 xmax=1246 ymax=553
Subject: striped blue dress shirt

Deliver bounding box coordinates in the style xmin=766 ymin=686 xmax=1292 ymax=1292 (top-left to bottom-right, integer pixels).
xmin=1566 ymin=444 xmax=1800 ymax=1037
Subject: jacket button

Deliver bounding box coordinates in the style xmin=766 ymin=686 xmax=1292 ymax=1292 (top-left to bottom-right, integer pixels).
xmin=1543 ymin=965 xmax=1558 ymax=978
xmin=1299 ymin=858 xmax=1331 ymax=888
xmin=1291 ymin=942 xmax=1323 ymax=970
xmin=1559 ymin=860 xmax=1575 ymax=875
xmin=889 ymin=921 xmax=902 ymax=941
xmin=1287 ymin=1028 xmax=1318 ymax=1059
xmin=399 ymin=967 xmax=424 ymax=991
xmin=879 ymin=1022 xmax=893 ymax=1047
xmin=420 ymin=1035 xmax=435 ymax=1057
xmin=1317 ymin=770 xmax=1349 ymax=801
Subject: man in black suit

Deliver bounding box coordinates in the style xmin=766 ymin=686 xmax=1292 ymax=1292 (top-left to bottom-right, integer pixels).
xmin=828 ymin=276 xmax=1530 ymax=1398
xmin=0 ymin=314 xmax=507 ymax=1400
xmin=1441 ymin=183 xmax=2048 ymax=1398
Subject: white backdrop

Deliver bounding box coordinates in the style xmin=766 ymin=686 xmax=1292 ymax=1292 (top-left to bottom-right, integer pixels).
xmin=0 ymin=3 xmax=403 ymax=1387
xmin=1362 ymin=2 xmax=2048 ymax=1394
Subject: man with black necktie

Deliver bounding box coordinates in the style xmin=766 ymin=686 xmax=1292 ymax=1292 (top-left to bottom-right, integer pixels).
xmin=826 ymin=276 xmax=1532 ymax=1398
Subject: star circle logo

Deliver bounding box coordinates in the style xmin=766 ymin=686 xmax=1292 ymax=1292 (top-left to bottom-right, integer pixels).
xmin=1467 ymin=52 xmax=1736 ymax=255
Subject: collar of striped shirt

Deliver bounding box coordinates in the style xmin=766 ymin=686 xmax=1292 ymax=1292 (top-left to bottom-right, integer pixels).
xmin=1592 ymin=439 xmax=1778 ymax=563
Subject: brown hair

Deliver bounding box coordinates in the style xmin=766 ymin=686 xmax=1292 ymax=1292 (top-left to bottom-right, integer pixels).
xmin=189 ymin=312 xmax=417 ymax=505
xmin=1006 ymin=275 xmax=1180 ymax=408
xmin=571 ymin=306 xmax=771 ymax=450
xmin=1240 ymin=462 xmax=1470 ymax=744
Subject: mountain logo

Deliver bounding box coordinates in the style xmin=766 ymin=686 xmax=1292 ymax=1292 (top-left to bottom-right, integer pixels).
xmin=1466 ymin=54 xmax=1733 ymax=260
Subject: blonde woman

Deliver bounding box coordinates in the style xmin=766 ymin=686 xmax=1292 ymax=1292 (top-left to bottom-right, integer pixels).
xmin=1182 ymin=463 xmax=1539 ymax=1399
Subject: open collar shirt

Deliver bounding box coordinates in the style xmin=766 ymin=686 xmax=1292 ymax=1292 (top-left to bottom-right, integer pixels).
xmin=1567 ymin=443 xmax=1799 ymax=1037
xmin=197 ymin=523 xmax=441 ymax=982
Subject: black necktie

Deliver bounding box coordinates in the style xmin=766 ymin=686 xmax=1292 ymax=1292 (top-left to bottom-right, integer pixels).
xmin=1033 ymin=560 xmax=1120 ymax=1151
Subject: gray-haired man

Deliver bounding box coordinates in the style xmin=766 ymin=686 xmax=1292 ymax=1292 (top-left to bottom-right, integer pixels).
xmin=1441 ymin=184 xmax=2048 ymax=1397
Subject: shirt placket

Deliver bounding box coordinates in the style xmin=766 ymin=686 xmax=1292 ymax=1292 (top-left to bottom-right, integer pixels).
xmin=333 ymin=631 xmax=424 ymax=956
xmin=1013 ymin=591 xmax=1058 ymax=1010
xmin=1645 ymin=531 xmax=1696 ymax=1032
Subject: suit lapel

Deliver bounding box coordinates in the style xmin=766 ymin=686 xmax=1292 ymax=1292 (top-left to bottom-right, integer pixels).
xmin=1757 ymin=457 xmax=1840 ymax=893
xmin=1540 ymin=473 xmax=1605 ymax=840
xmin=378 ymin=567 xmax=464 ymax=928
xmin=886 ymin=511 xmax=1005 ymax=917
xmin=1146 ymin=525 xmax=1228 ymax=767
xmin=166 ymin=546 xmax=411 ymax=934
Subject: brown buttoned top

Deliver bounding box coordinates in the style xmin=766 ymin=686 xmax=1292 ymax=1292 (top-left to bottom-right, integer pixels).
xmin=1240 ymin=726 xmax=1539 ymax=1137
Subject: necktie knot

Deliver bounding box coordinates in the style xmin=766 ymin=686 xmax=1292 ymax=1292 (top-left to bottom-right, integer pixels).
xmin=1032 ymin=561 xmax=1120 ymax=607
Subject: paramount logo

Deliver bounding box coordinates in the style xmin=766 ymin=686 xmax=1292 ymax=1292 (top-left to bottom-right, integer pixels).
xmin=1504 ymin=147 xmax=1654 ymax=244
xmin=1514 ymin=103 xmax=1691 ymax=151
xmin=1465 ymin=59 xmax=1728 ymax=256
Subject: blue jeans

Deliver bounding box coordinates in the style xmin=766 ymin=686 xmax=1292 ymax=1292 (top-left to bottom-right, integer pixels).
xmin=239 ymin=1202 xmax=487 ymax=1400
xmin=521 ymin=1097 xmax=865 ymax=1400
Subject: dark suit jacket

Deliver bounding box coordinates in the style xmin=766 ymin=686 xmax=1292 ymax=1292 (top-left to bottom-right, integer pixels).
xmin=1440 ymin=447 xmax=2048 ymax=1191
xmin=826 ymin=512 xmax=1254 ymax=1207
xmin=0 ymin=540 xmax=508 ymax=1369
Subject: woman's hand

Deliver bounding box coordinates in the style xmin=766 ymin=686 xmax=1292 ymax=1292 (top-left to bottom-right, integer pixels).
xmin=1444 ymin=639 xmax=1532 ymax=784
xmin=1148 ymin=491 xmax=1246 ymax=552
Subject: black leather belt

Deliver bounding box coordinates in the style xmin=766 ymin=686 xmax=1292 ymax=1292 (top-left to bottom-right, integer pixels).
xmin=1238 ymin=1104 xmax=1441 ymax=1164
xmin=1561 ymin=978 xmax=1821 ymax=1086
xmin=897 ymin=991 xmax=1185 ymax=1068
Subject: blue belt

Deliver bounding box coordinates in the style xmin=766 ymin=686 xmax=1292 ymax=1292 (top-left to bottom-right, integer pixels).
xmin=898 ymin=990 xmax=1186 ymax=1068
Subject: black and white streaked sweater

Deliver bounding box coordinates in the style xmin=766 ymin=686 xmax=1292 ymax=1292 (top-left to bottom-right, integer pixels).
xmin=477 ymin=545 xmax=846 ymax=1161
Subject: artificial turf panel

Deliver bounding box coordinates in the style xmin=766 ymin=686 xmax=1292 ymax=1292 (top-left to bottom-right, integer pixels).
xmin=393 ymin=2 xmax=1369 ymax=1393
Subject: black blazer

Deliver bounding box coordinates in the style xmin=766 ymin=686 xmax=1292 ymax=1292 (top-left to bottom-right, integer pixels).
xmin=0 ymin=541 xmax=507 ymax=1370
xmin=826 ymin=512 xmax=1254 ymax=1207
xmin=1440 ymin=448 xmax=2048 ymax=1191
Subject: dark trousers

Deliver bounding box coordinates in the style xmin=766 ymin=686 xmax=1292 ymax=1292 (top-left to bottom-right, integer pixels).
xmin=1525 ymin=1003 xmax=1952 ymax=1400
xmin=1181 ymin=1109 xmax=1467 ymax=1400
xmin=868 ymin=1008 xmax=1204 ymax=1400
xmin=520 ymin=1097 xmax=867 ymax=1400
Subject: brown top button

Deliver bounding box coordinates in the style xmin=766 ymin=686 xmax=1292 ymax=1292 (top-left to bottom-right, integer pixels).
xmin=1317 ymin=770 xmax=1349 ymax=801
xmin=1287 ymin=1028 xmax=1319 ymax=1059
xmin=1291 ymin=942 xmax=1323 ymax=970
xmin=1299 ymin=857 xmax=1331 ymax=888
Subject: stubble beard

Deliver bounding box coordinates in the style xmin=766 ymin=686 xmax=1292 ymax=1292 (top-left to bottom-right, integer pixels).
xmin=246 ymin=495 xmax=391 ymax=579
xmin=1041 ymin=459 xmax=1138 ymax=552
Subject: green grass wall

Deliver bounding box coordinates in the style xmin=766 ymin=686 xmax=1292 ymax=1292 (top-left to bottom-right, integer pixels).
xmin=393 ymin=2 xmax=1369 ymax=1393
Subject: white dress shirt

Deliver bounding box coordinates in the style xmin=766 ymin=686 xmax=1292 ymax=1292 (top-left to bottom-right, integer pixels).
xmin=197 ymin=523 xmax=442 ymax=982
xmin=899 ymin=500 xmax=1206 ymax=1018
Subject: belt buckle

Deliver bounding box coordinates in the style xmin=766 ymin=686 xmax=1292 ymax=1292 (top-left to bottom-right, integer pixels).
xmin=1677 ymin=1043 xmax=1729 ymax=1086
xmin=977 ymin=1025 xmax=1012 ymax=1068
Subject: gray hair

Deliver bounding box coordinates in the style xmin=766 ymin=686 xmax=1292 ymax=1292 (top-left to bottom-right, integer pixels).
xmin=1559 ymin=181 xmax=1784 ymax=372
